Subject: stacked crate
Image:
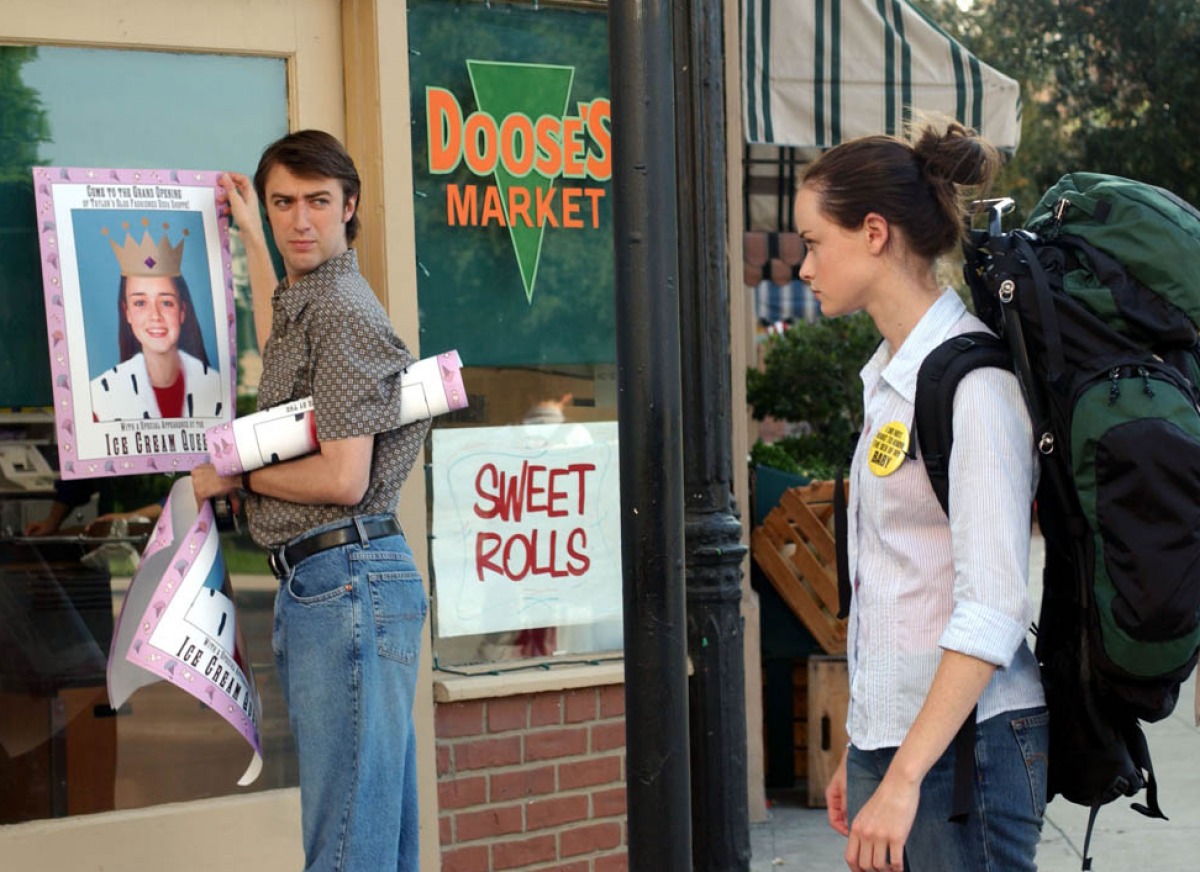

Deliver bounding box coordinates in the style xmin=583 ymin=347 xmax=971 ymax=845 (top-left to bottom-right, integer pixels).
xmin=752 ymin=481 xmax=850 ymax=806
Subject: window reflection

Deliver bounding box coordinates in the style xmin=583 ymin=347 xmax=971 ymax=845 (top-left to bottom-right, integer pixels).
xmin=0 ymin=526 xmax=297 ymax=820
xmin=0 ymin=43 xmax=289 ymax=824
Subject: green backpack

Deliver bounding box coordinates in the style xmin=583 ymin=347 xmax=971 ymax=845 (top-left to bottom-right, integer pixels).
xmin=914 ymin=173 xmax=1200 ymax=870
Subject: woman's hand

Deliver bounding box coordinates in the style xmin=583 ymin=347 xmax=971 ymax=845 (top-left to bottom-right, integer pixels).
xmin=844 ymin=770 xmax=919 ymax=872
xmin=826 ymin=747 xmax=851 ymax=837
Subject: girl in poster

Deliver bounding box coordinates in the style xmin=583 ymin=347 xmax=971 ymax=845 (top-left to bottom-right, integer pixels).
xmin=90 ymin=221 xmax=223 ymax=421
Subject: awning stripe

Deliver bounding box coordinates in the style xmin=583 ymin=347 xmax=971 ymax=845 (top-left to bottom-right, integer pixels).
xmin=877 ymin=0 xmax=896 ymax=134
xmin=830 ymin=0 xmax=842 ymax=145
xmin=744 ymin=0 xmax=759 ymax=141
xmin=969 ymin=52 xmax=984 ymax=132
xmin=760 ymin=0 xmax=774 ymax=142
xmin=815 ymin=0 xmax=826 ymax=147
xmin=742 ymin=0 xmax=1021 ymax=151
xmin=813 ymin=0 xmax=845 ymax=147
xmin=893 ymin=0 xmax=912 ymax=130
xmin=744 ymin=0 xmax=775 ymax=143
xmin=949 ymin=37 xmax=968 ymax=126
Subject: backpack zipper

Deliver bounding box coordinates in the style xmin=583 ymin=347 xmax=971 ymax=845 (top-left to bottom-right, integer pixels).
xmin=1053 ymin=197 xmax=1072 ymax=225
xmin=1079 ymin=359 xmax=1194 ymax=410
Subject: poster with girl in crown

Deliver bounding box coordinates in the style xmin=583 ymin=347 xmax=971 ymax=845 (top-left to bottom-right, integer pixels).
xmin=31 ymin=167 xmax=261 ymax=785
xmin=32 ymin=166 xmax=236 ymax=480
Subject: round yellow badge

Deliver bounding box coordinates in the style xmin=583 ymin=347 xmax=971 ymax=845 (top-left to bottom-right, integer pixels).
xmin=867 ymin=421 xmax=911 ymax=477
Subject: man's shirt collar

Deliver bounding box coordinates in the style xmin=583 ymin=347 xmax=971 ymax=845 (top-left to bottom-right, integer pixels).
xmin=273 ymin=248 xmax=360 ymax=323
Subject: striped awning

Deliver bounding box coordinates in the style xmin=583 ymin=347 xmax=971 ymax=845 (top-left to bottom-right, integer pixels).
xmin=742 ymin=0 xmax=1022 ymax=151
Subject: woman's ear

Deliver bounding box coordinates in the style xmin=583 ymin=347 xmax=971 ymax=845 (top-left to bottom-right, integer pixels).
xmin=862 ymin=212 xmax=890 ymax=255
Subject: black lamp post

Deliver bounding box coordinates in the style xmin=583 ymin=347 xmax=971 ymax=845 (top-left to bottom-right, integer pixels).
xmin=609 ymin=1 xmax=750 ymax=869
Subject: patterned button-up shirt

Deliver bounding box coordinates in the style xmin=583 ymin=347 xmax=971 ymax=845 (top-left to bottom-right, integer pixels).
xmin=246 ymin=249 xmax=429 ymax=548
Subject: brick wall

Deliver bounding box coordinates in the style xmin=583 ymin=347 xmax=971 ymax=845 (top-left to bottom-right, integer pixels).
xmin=436 ymin=684 xmax=628 ymax=872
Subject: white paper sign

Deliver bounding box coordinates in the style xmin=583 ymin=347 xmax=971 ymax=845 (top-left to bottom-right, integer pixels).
xmin=431 ymin=422 xmax=622 ymax=638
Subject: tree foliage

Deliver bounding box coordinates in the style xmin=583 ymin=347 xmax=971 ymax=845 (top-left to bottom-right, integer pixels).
xmin=0 ymin=47 xmax=49 ymax=181
xmin=915 ymin=0 xmax=1200 ymax=213
xmin=747 ymin=313 xmax=880 ymax=478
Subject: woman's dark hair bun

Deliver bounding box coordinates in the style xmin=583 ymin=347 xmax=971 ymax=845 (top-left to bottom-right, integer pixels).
xmin=800 ymin=115 xmax=1002 ymax=261
xmin=911 ymin=119 xmax=999 ymax=190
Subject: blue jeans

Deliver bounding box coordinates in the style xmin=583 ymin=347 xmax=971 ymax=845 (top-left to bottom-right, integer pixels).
xmin=847 ymin=707 xmax=1049 ymax=872
xmin=272 ymin=515 xmax=427 ymax=872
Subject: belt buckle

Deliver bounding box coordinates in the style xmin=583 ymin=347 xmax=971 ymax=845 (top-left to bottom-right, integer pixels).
xmin=268 ymin=548 xmax=286 ymax=578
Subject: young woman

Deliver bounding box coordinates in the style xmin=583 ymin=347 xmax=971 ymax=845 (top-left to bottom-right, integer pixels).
xmin=90 ymin=265 xmax=223 ymax=421
xmin=798 ymin=121 xmax=1048 ymax=872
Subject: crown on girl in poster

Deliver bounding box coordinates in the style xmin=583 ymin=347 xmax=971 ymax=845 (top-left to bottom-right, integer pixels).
xmin=104 ymin=218 xmax=188 ymax=277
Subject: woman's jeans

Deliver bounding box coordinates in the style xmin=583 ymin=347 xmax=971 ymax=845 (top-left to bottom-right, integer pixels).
xmin=847 ymin=706 xmax=1049 ymax=872
xmin=272 ymin=516 xmax=427 ymax=872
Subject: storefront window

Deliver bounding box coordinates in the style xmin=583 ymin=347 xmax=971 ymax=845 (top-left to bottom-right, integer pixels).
xmin=406 ymin=2 xmax=622 ymax=668
xmin=0 ymin=44 xmax=290 ymax=823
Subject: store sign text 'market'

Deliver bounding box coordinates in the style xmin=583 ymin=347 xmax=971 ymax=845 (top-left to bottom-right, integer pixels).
xmin=426 ymin=60 xmax=611 ymax=302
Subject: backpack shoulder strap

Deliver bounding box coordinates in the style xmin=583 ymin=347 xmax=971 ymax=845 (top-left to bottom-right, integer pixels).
xmin=914 ymin=331 xmax=1014 ymax=516
xmin=913 ymin=331 xmax=1015 ymax=823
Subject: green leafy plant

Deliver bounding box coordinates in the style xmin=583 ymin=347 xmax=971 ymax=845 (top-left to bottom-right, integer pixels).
xmin=749 ymin=439 xmax=805 ymax=477
xmin=747 ymin=312 xmax=880 ymax=479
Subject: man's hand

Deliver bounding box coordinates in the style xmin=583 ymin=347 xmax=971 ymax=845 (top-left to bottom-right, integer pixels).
xmin=218 ymin=171 xmax=277 ymax=351
xmin=23 ymin=501 xmax=70 ymax=536
xmin=84 ymin=504 xmax=162 ymax=536
xmin=191 ymin=463 xmax=242 ymax=509
xmin=23 ymin=517 xmax=60 ymax=537
xmin=217 ymin=172 xmax=263 ymax=240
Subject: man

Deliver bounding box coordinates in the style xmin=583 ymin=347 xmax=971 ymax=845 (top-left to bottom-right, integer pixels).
xmin=192 ymin=130 xmax=429 ymax=872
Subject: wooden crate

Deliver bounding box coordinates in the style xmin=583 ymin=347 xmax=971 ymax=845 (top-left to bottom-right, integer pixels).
xmin=806 ymin=655 xmax=850 ymax=808
xmin=792 ymin=660 xmax=808 ymax=781
xmin=751 ymin=480 xmax=848 ymax=655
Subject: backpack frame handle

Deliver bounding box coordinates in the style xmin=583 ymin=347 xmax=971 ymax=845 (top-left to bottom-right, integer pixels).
xmin=969 ymin=197 xmax=1016 ymax=236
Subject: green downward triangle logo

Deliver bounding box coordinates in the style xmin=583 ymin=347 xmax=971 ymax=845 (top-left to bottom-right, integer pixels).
xmin=467 ymin=60 xmax=575 ymax=304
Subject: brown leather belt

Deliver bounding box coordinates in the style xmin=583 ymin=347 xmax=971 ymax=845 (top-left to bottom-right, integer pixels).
xmin=268 ymin=516 xmax=400 ymax=577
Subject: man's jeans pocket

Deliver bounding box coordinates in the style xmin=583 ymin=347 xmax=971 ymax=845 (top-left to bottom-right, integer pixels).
xmin=283 ymin=546 xmax=352 ymax=603
xmin=368 ymin=570 xmax=427 ymax=664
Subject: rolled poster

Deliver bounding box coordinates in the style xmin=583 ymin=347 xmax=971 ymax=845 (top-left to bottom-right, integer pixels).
xmin=205 ymin=350 xmax=467 ymax=477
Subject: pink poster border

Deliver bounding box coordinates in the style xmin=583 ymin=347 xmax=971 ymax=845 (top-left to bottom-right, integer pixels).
xmin=32 ymin=166 xmax=237 ymax=479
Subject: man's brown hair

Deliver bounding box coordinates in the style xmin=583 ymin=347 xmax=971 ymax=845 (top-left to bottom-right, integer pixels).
xmin=254 ymin=129 xmax=362 ymax=244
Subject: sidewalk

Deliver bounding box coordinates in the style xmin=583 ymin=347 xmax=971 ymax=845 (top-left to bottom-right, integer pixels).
xmin=751 ymin=531 xmax=1200 ymax=870
xmin=749 ymin=689 xmax=1200 ymax=871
